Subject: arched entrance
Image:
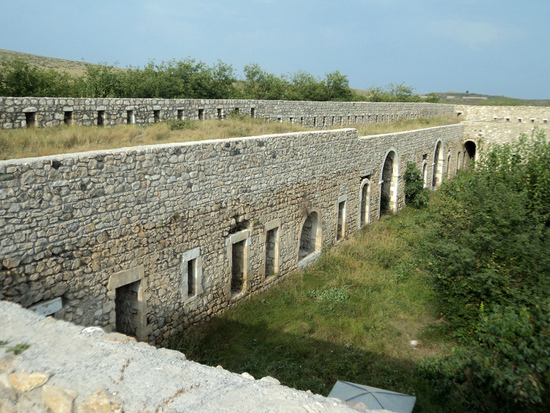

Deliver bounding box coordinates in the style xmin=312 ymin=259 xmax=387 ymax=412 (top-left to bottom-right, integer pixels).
xmin=380 ymin=150 xmax=398 ymax=216
xmin=359 ymin=179 xmax=371 ymax=228
xmin=432 ymin=141 xmax=443 ymax=188
xmin=464 ymin=141 xmax=476 ymax=166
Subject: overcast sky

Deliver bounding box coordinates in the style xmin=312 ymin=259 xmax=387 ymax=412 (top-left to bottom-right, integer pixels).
xmin=2 ymin=0 xmax=549 ymax=99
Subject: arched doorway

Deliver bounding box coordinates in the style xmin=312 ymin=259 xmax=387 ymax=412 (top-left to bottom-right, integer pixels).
xmin=380 ymin=150 xmax=398 ymax=216
xmin=432 ymin=141 xmax=443 ymax=188
xmin=359 ymin=179 xmax=371 ymax=228
xmin=464 ymin=141 xmax=476 ymax=166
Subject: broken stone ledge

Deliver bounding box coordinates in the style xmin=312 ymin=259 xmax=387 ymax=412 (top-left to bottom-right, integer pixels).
xmin=0 ymin=300 xmax=381 ymax=412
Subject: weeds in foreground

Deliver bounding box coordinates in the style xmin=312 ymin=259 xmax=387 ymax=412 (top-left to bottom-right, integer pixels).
xmin=4 ymin=343 xmax=30 ymax=355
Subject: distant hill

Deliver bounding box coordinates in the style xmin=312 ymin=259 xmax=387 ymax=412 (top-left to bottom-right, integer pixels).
xmin=0 ymin=49 xmax=115 ymax=77
xmin=428 ymin=91 xmax=550 ymax=107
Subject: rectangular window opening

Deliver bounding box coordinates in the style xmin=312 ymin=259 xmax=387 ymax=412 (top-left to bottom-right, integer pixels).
xmin=25 ymin=112 xmax=36 ymax=128
xmin=231 ymin=240 xmax=245 ymax=295
xmin=198 ymin=109 xmax=204 ymax=120
xmin=187 ymin=258 xmax=196 ymax=297
xmin=127 ymin=110 xmax=134 ymax=124
xmin=177 ymin=110 xmax=184 ymax=121
xmin=337 ymin=201 xmax=346 ymax=240
xmin=217 ymin=108 xmax=223 ymax=119
xmin=97 ymin=110 xmax=105 ymax=126
xmin=63 ymin=111 xmax=73 ymax=125
xmin=250 ymin=108 xmax=255 ymax=118
xmin=265 ymin=228 xmax=279 ymax=277
xmin=153 ymin=110 xmax=160 ymax=123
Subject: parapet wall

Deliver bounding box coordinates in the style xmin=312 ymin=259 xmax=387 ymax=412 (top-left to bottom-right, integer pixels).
xmin=0 ymin=300 xmax=359 ymax=412
xmin=0 ymin=124 xmax=464 ymax=344
xmin=0 ymin=97 xmax=453 ymax=129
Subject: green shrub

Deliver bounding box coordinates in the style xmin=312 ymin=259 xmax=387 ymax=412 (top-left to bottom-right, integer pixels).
xmin=403 ymin=161 xmax=429 ymax=207
xmin=418 ymin=302 xmax=550 ymax=412
xmin=423 ymin=132 xmax=550 ymax=331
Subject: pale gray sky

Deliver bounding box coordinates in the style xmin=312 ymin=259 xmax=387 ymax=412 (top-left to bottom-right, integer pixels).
xmin=2 ymin=0 xmax=549 ymax=99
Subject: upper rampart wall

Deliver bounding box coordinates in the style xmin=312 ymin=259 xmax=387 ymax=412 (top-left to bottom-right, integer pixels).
xmin=0 ymin=97 xmax=454 ymax=129
xmin=455 ymin=104 xmax=550 ymax=146
xmin=0 ymin=124 xmax=464 ymax=344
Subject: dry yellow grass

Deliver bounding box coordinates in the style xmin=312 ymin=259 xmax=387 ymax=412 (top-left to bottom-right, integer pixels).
xmin=0 ymin=116 xmax=460 ymax=160
xmin=0 ymin=118 xmax=313 ymax=160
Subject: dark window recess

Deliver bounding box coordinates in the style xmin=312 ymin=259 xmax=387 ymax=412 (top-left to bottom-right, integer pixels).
xmin=198 ymin=109 xmax=204 ymax=120
xmin=250 ymin=108 xmax=255 ymax=118
xmin=64 ymin=111 xmax=73 ymax=125
xmin=231 ymin=240 xmax=245 ymax=294
xmin=25 ymin=112 xmax=36 ymax=127
xmin=188 ymin=259 xmax=196 ymax=297
xmin=127 ymin=110 xmax=134 ymax=124
xmin=177 ymin=110 xmax=183 ymax=120
xmin=154 ymin=110 xmax=160 ymax=122
xmin=97 ymin=111 xmax=105 ymax=126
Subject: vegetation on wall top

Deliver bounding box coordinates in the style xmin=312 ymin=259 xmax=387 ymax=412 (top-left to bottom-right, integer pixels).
xmin=0 ymin=53 xmax=433 ymax=103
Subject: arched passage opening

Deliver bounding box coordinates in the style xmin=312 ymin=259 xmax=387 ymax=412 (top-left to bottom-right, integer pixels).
xmin=432 ymin=141 xmax=443 ymax=188
xmin=380 ymin=150 xmax=398 ymax=215
xmin=298 ymin=211 xmax=322 ymax=263
xmin=359 ymin=179 xmax=371 ymax=228
xmin=464 ymin=141 xmax=476 ymax=166
xmin=422 ymin=161 xmax=428 ymax=188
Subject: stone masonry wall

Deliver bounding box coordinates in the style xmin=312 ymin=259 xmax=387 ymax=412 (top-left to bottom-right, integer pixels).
xmin=0 ymin=124 xmax=464 ymax=344
xmin=0 ymin=97 xmax=454 ymax=129
xmin=455 ymin=105 xmax=550 ymax=146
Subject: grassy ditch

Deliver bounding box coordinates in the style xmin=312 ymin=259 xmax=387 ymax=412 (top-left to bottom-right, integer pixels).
xmin=169 ymin=208 xmax=459 ymax=412
xmin=0 ymin=115 xmax=459 ymax=160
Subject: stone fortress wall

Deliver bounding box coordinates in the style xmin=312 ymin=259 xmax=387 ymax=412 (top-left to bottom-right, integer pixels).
xmin=456 ymin=104 xmax=550 ymax=146
xmin=0 ymin=97 xmax=464 ymax=344
xmin=0 ymin=97 xmax=453 ymax=129
xmin=2 ymin=99 xmax=549 ymax=345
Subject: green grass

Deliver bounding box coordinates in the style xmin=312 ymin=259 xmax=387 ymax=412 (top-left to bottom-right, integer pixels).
xmin=169 ymin=208 xmax=460 ymax=412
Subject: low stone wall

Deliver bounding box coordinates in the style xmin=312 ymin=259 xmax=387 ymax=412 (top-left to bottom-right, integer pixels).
xmin=0 ymin=124 xmax=464 ymax=344
xmin=0 ymin=300 xmax=363 ymax=413
xmin=0 ymin=97 xmax=454 ymax=129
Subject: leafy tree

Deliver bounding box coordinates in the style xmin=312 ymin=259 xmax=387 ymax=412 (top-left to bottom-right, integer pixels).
xmin=242 ymin=63 xmax=287 ymax=100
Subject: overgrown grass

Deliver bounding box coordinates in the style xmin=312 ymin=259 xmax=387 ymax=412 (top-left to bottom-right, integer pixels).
xmin=0 ymin=116 xmax=459 ymax=160
xmin=169 ymin=208 xmax=459 ymax=412
xmin=0 ymin=117 xmax=313 ymax=160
